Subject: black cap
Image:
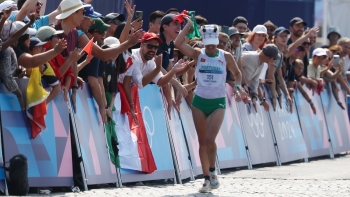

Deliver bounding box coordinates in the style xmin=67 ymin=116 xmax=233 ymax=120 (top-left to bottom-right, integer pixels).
xmin=160 ymin=14 xmax=176 ymax=32
xmin=103 ymin=13 xmax=125 ymax=24
xmin=262 ymin=44 xmax=279 ymax=60
xmin=232 ymin=16 xmax=248 ymax=26
xmin=290 ymin=17 xmax=307 ymax=26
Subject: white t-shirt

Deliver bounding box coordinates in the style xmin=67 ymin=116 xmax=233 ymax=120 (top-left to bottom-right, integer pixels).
xmin=240 ymin=51 xmax=265 ymax=94
xmin=343 ymin=55 xmax=350 ymax=74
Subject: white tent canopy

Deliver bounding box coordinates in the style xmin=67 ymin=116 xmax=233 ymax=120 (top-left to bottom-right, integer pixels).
xmin=324 ymin=0 xmax=350 ymax=44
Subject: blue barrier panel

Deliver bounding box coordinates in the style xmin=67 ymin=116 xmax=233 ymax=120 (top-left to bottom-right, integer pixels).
xmin=264 ymin=87 xmax=309 ymax=163
xmin=216 ymin=85 xmax=248 ymax=169
xmin=320 ymin=84 xmax=350 ymax=154
xmin=236 ymin=88 xmax=277 ymax=165
xmin=0 ymin=126 xmax=5 ymax=191
xmin=166 ymin=105 xmax=192 ymax=180
xmin=0 ymin=79 xmax=73 ymax=187
xmin=179 ymin=99 xmax=202 ymax=176
xmin=295 ymin=85 xmax=331 ymax=158
xmin=115 ymin=85 xmax=175 ymax=182
xmin=73 ymin=86 xmax=117 ymax=185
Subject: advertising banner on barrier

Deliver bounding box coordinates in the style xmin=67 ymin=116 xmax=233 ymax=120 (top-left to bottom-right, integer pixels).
xmin=264 ymin=87 xmax=308 ymax=163
xmin=166 ymin=105 xmax=192 ymax=180
xmin=179 ymin=100 xmax=202 ymax=176
xmin=0 ymin=79 xmax=73 ymax=187
xmin=295 ymin=85 xmax=330 ymax=158
xmin=320 ymin=84 xmax=350 ymax=154
xmin=236 ymin=88 xmax=277 ymax=165
xmin=0 ymin=126 xmax=5 ymax=190
xmin=116 ymin=85 xmax=175 ymax=182
xmin=216 ymin=85 xmax=248 ymax=168
xmin=73 ymin=87 xmax=117 ymax=185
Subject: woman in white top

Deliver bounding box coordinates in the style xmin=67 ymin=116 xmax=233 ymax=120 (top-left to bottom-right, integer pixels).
xmin=175 ymin=19 xmax=248 ymax=193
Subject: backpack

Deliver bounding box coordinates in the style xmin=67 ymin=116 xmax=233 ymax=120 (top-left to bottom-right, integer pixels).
xmin=6 ymin=154 xmax=29 ymax=196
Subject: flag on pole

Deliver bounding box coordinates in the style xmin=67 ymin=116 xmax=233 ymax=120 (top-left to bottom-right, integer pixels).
xmin=83 ymin=37 xmax=94 ymax=61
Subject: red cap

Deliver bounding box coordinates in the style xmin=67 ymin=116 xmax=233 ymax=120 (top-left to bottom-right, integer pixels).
xmin=141 ymin=32 xmax=163 ymax=44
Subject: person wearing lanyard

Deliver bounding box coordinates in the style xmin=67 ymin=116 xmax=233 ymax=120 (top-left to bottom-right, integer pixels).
xmin=175 ymin=20 xmax=248 ymax=193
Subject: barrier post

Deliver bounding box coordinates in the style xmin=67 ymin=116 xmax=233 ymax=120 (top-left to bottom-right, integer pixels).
xmin=266 ymin=111 xmax=282 ymax=166
xmin=235 ymin=103 xmax=253 ymax=169
xmin=0 ymin=122 xmax=9 ymax=196
xmin=215 ymin=156 xmax=221 ymax=175
xmin=319 ymin=87 xmax=335 ymax=159
xmin=116 ymin=168 xmax=122 ymax=188
xmin=68 ymin=95 xmax=89 ymax=191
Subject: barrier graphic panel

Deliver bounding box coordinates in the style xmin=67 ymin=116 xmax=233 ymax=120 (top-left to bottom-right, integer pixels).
xmin=73 ymin=87 xmax=117 ymax=185
xmin=166 ymin=106 xmax=192 ymax=180
xmin=179 ymin=99 xmax=202 ymax=176
xmin=117 ymin=85 xmax=175 ymax=182
xmin=0 ymin=79 xmax=73 ymax=187
xmin=295 ymin=85 xmax=330 ymax=158
xmin=236 ymin=88 xmax=277 ymax=165
xmin=265 ymin=87 xmax=308 ymax=163
xmin=216 ymin=85 xmax=248 ymax=168
xmin=320 ymin=84 xmax=350 ymax=154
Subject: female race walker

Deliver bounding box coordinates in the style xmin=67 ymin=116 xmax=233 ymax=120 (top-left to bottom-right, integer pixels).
xmin=175 ymin=19 xmax=249 ymax=193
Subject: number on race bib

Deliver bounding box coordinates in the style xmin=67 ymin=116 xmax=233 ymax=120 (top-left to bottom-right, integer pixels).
xmin=207 ymin=75 xmax=213 ymax=80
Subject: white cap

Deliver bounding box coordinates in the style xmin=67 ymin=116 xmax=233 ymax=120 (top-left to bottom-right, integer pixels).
xmin=0 ymin=0 xmax=17 ymax=11
xmin=102 ymin=37 xmax=120 ymax=48
xmin=312 ymin=48 xmax=327 ymax=57
xmin=12 ymin=21 xmax=36 ymax=35
xmin=252 ymin=25 xmax=268 ymax=35
xmin=201 ymin=25 xmax=219 ymax=46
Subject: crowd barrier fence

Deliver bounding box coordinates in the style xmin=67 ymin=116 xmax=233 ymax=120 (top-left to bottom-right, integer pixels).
xmin=0 ymin=80 xmax=348 ymax=193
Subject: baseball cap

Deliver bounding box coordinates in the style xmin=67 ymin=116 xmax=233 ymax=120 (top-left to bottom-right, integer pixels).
xmin=262 ymin=44 xmax=279 ymax=59
xmin=228 ymin=27 xmax=244 ymax=37
xmin=102 ymin=36 xmax=120 ymax=48
xmin=83 ymin=4 xmax=101 ymax=18
xmin=160 ymin=14 xmax=176 ymax=32
xmin=252 ymin=25 xmax=267 ymax=35
xmin=89 ymin=18 xmax=110 ymax=32
xmin=290 ymin=17 xmax=307 ymax=26
xmin=29 ymin=37 xmax=47 ymax=48
xmin=141 ymin=32 xmax=163 ymax=43
xmin=274 ymin=26 xmax=290 ymax=36
xmin=263 ymin=20 xmax=277 ymax=28
xmin=232 ymin=16 xmax=248 ymax=26
xmin=103 ymin=13 xmax=125 ymax=24
xmin=312 ymin=48 xmax=327 ymax=57
xmin=201 ymin=25 xmax=219 ymax=46
xmin=0 ymin=0 xmax=17 ymax=11
xmin=327 ymin=26 xmax=341 ymax=39
xmin=36 ymin=26 xmax=63 ymax=41
xmin=13 ymin=21 xmax=36 ymax=35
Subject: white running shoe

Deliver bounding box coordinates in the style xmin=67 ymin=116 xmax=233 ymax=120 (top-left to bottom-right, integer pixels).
xmin=199 ymin=179 xmax=211 ymax=193
xmin=209 ymin=170 xmax=220 ymax=189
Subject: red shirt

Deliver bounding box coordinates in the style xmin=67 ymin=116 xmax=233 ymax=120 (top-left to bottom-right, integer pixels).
xmin=49 ymin=54 xmax=74 ymax=89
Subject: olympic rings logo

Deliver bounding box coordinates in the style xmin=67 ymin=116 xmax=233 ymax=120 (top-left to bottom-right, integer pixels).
xmin=143 ymin=106 xmax=155 ymax=148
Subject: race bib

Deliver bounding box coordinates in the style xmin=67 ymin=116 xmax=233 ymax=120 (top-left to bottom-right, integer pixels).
xmin=197 ymin=64 xmax=224 ymax=87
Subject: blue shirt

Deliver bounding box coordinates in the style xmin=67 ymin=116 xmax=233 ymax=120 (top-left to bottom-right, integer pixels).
xmin=9 ymin=13 xmax=49 ymax=30
xmin=157 ymin=33 xmax=174 ymax=70
xmin=77 ymin=30 xmax=86 ymax=38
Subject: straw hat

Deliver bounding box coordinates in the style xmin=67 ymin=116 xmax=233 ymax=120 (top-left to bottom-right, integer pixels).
xmin=55 ymin=0 xmax=90 ymax=20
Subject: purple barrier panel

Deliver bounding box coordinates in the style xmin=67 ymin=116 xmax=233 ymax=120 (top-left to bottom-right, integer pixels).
xmin=73 ymin=86 xmax=117 ymax=185
xmin=294 ymin=85 xmax=330 ymax=158
xmin=236 ymin=89 xmax=277 ymax=165
xmin=264 ymin=86 xmax=308 ymax=163
xmin=215 ymin=85 xmax=248 ymax=169
xmin=0 ymin=79 xmax=73 ymax=187
xmin=179 ymin=100 xmax=202 ymax=176
xmin=114 ymin=85 xmax=175 ymax=183
xmin=320 ymin=83 xmax=350 ymax=154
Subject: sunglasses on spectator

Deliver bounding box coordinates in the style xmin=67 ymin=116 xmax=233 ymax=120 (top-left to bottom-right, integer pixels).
xmin=108 ymin=19 xmax=122 ymax=25
xmin=267 ymin=27 xmax=275 ymax=32
xmin=144 ymin=43 xmax=159 ymax=50
xmin=331 ymin=50 xmax=341 ymax=55
xmin=303 ymin=42 xmax=311 ymax=46
xmin=219 ymin=39 xmax=227 ymax=46
xmin=236 ymin=26 xmax=247 ymax=31
xmin=295 ymin=47 xmax=305 ymax=52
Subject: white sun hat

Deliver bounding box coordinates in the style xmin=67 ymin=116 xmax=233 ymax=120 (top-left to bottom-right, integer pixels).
xmin=252 ymin=25 xmax=268 ymax=36
xmin=102 ymin=37 xmax=120 ymax=48
xmin=55 ymin=0 xmax=90 ymax=20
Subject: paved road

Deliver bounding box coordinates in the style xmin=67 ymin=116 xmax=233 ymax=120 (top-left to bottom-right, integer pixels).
xmin=31 ymin=155 xmax=350 ymax=196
